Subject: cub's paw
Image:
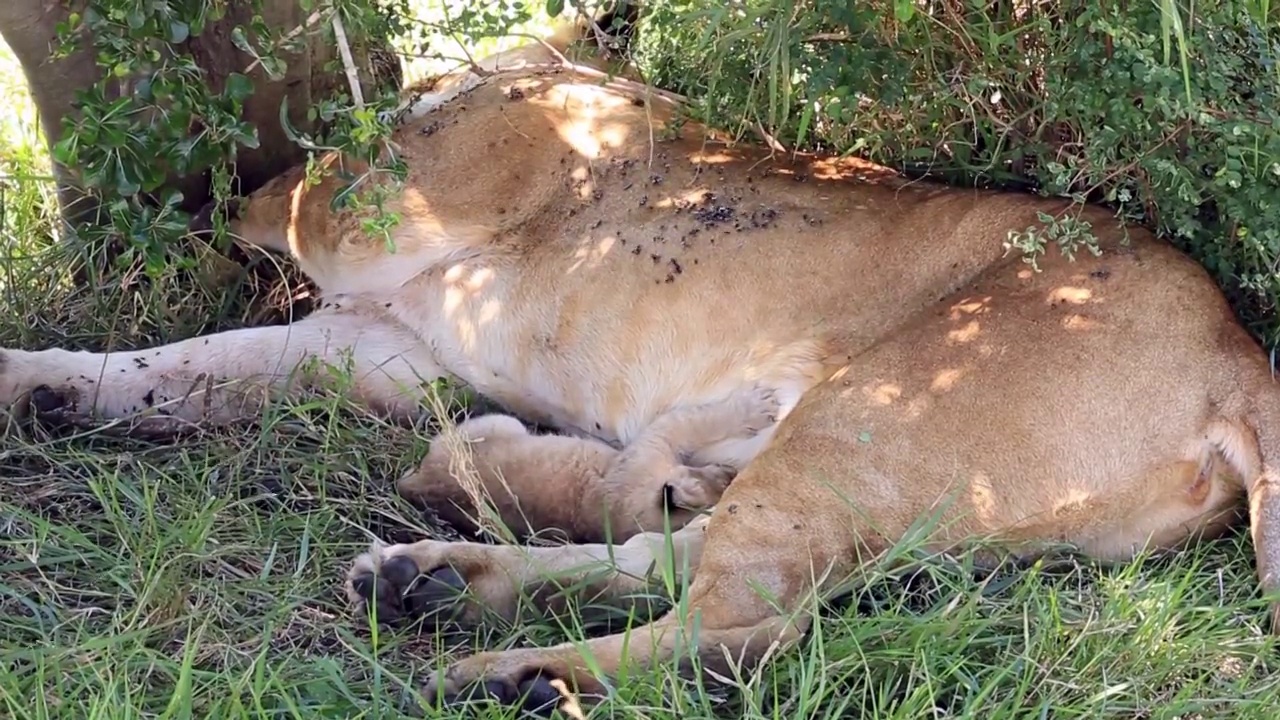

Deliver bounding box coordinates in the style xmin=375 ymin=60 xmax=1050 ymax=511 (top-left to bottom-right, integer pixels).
xmin=663 ymin=464 xmax=735 ymax=511
xmin=736 ymin=385 xmax=783 ymax=436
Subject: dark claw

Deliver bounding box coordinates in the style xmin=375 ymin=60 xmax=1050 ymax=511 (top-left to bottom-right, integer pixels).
xmin=351 ymin=556 xmax=419 ymax=625
xmin=403 ymin=566 xmax=468 ymax=620
xmin=484 ymin=680 xmax=516 ymax=704
xmin=30 ymin=385 xmax=68 ymax=414
xmin=350 ymin=573 xmax=377 ymax=601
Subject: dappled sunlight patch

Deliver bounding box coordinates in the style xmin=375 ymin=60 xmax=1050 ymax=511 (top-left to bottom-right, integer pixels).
xmin=1062 ymin=313 xmax=1099 ymax=331
xmin=651 ymin=186 xmax=719 ymax=211
xmin=947 ymin=296 xmax=992 ymax=321
xmin=566 ymin=235 xmax=618 ymax=274
xmin=865 ymin=381 xmax=902 ymax=406
xmin=441 ymin=264 xmax=503 ymax=348
xmin=945 ymin=320 xmax=980 ymax=344
xmin=1047 ymin=285 xmax=1095 ymax=305
xmin=542 ymin=85 xmax=638 ymax=160
xmin=687 ymin=151 xmax=741 ymax=165
xmin=806 ymin=155 xmax=903 ymax=184
xmin=929 ymin=367 xmax=967 ymax=393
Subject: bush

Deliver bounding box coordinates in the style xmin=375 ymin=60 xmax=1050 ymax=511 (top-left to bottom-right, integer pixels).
xmin=628 ymin=0 xmax=1280 ymax=345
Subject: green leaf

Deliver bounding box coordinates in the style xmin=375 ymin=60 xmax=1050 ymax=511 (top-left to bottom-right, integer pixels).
xmin=169 ymin=21 xmax=190 ymax=44
xmin=260 ymin=56 xmax=288 ymax=81
xmin=51 ymin=136 xmax=77 ymax=166
xmin=233 ymin=123 xmax=261 ymax=150
xmin=115 ymin=164 xmax=140 ymax=196
xmin=858 ymin=431 xmax=872 ymax=443
xmin=224 ymin=73 xmax=254 ymax=104
xmin=795 ymin=101 xmax=814 ymax=149
xmin=230 ymin=27 xmax=253 ymax=54
xmin=278 ymin=96 xmax=321 ymax=151
xmin=546 ymin=0 xmax=565 ymax=18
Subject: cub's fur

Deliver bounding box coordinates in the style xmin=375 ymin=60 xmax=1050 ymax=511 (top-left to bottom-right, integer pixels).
xmin=402 ymin=387 xmax=779 ymax=543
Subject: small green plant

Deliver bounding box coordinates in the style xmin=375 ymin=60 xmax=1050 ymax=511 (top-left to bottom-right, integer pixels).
xmin=1004 ymin=211 xmax=1102 ymax=272
xmin=45 ymin=0 xmax=408 ymax=275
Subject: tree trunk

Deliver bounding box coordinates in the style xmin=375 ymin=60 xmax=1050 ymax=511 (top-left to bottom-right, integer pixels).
xmin=0 ymin=0 xmax=401 ymax=232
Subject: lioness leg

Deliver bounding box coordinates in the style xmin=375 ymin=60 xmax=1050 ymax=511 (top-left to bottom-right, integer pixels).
xmin=397 ymin=387 xmax=780 ymax=542
xmin=0 ymin=307 xmax=443 ymax=426
xmin=420 ymin=460 xmax=853 ymax=711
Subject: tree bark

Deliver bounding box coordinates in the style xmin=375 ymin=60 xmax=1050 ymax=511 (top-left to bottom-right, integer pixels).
xmin=0 ymin=0 xmax=400 ymax=231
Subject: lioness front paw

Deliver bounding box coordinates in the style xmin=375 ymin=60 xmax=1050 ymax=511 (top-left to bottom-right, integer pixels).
xmin=346 ymin=540 xmax=510 ymax=627
xmin=0 ymin=351 xmax=67 ymax=415
xmin=425 ymin=646 xmax=604 ymax=716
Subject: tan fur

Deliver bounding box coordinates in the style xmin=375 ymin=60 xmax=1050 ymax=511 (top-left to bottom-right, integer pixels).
xmin=3 ymin=23 xmax=1280 ymax=709
xmin=402 ymin=387 xmax=778 ymax=543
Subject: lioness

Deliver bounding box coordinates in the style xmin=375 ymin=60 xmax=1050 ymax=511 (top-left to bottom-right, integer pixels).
xmin=400 ymin=386 xmax=779 ymax=544
xmin=1 ymin=21 xmax=1278 ymax=715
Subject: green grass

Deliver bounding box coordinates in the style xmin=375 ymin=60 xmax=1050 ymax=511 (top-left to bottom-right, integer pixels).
xmin=4 ymin=19 xmax=1280 ymax=720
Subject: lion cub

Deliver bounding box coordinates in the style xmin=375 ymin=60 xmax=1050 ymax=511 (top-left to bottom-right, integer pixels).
xmin=397 ymin=388 xmax=781 ymax=543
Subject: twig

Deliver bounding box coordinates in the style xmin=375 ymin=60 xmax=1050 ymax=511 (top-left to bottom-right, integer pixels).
xmin=245 ymin=10 xmax=326 ymax=74
xmin=331 ymin=13 xmax=365 ymax=111
xmin=584 ymin=10 xmax=613 ymax=50
xmin=432 ymin=6 xmax=494 ymax=78
xmin=755 ymin=120 xmax=787 ymax=155
xmin=581 ymin=8 xmax=625 ymax=57
xmin=1078 ymin=119 xmax=1191 ymax=198
xmin=498 ymin=107 xmax=532 ymax=140
xmin=506 ymin=32 xmax=688 ymax=107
